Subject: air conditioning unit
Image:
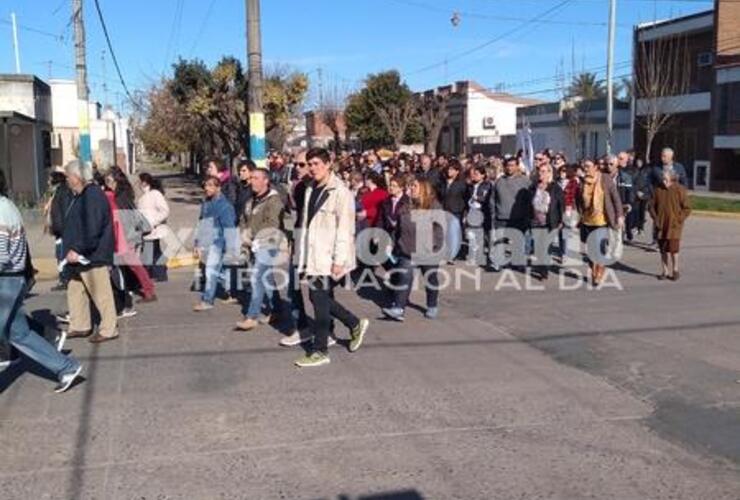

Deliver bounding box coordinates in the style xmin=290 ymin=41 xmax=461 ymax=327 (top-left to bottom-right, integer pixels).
xmin=697 ymin=52 xmax=713 ymax=67
xmin=482 ymin=116 xmax=496 ymax=130
xmin=50 ymin=133 xmax=61 ymax=149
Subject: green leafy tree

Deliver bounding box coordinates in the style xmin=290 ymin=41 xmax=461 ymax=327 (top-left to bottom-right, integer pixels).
xmin=346 ymin=70 xmax=417 ymax=150
xmin=263 ymin=66 xmax=309 ymax=150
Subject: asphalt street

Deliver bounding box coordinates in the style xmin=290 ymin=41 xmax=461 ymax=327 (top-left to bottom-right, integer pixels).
xmin=1 ymin=174 xmax=739 ymax=499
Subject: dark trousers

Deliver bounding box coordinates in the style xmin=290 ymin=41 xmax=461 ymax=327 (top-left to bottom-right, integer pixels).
xmin=634 ymin=198 xmax=648 ymax=232
xmin=392 ymin=257 xmax=439 ymax=309
xmin=143 ymin=239 xmax=168 ymax=282
xmin=308 ymin=276 xmax=359 ymax=354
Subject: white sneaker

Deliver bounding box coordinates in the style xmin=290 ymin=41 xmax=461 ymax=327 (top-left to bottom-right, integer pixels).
xmin=118 ymin=308 xmax=138 ymax=319
xmin=279 ymin=330 xmax=311 ymax=347
xmin=56 ymin=312 xmax=70 ymax=324
xmin=54 ymin=365 xmax=82 ymax=393
xmin=55 ymin=330 xmax=67 ymax=352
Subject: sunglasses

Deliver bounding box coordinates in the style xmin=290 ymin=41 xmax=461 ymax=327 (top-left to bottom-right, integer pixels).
xmin=295 ymin=162 xmax=307 ymax=167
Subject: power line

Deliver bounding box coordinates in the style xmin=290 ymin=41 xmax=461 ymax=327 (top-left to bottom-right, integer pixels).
xmin=386 ymin=0 xmax=632 ymax=27
xmin=0 ymin=18 xmax=65 ymax=42
xmin=407 ymin=0 xmax=574 ymax=76
xmin=188 ymin=0 xmax=217 ymax=55
xmin=92 ymin=0 xmax=138 ymax=108
xmin=163 ymin=0 xmax=185 ymax=69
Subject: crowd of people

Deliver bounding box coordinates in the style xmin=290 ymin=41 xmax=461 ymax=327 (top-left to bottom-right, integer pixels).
xmin=0 ymin=142 xmax=693 ymax=390
xmin=191 ymin=145 xmax=692 ymax=367
xmin=0 ymin=160 xmax=172 ymax=391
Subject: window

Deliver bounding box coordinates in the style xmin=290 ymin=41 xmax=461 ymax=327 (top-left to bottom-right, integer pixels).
xmin=697 ymin=52 xmax=713 ymax=67
xmin=590 ymin=131 xmax=599 ymax=157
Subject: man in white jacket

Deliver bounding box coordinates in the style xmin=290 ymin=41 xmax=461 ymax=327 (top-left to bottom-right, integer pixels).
xmin=294 ymin=148 xmax=369 ymax=367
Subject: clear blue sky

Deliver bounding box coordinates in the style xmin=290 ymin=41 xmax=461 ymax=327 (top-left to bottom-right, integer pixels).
xmin=0 ymin=0 xmax=714 ymax=111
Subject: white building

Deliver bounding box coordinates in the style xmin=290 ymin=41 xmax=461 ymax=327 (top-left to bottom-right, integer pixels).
xmin=513 ymin=98 xmax=632 ymax=160
xmin=50 ymin=79 xmax=134 ymax=172
xmin=421 ymin=81 xmax=542 ymax=156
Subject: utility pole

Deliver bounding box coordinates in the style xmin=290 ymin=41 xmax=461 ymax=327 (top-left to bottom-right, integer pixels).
xmin=605 ymin=0 xmax=617 ymax=156
xmin=246 ymin=0 xmax=266 ymax=168
xmin=11 ymin=13 xmax=21 ymax=73
xmin=72 ymin=0 xmax=92 ymax=177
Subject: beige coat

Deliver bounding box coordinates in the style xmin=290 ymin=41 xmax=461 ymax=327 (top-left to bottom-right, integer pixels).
xmin=296 ymin=172 xmax=356 ymax=277
xmin=137 ymin=188 xmax=170 ymax=241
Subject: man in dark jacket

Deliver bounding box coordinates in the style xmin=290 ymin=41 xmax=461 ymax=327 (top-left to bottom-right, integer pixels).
xmin=612 ymin=153 xmax=636 ymax=241
xmin=465 ymin=165 xmax=494 ymax=266
xmin=49 ymin=168 xmax=73 ymax=290
xmin=440 ymin=161 xmax=467 ymax=218
xmin=62 ymin=160 xmax=118 ymax=343
xmin=650 ymin=147 xmax=688 ymax=189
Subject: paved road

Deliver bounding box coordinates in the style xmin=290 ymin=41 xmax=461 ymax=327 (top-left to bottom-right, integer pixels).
xmin=2 ymin=173 xmax=739 ymax=499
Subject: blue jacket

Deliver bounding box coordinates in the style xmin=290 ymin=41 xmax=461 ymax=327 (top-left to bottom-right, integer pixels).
xmin=62 ymin=183 xmax=115 ymax=270
xmin=195 ymin=194 xmax=237 ymax=252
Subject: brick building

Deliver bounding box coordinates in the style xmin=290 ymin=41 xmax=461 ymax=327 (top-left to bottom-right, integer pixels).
xmin=633 ymin=2 xmax=740 ymax=192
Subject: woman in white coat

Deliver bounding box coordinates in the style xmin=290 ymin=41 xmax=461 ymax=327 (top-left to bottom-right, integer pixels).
xmin=137 ymin=173 xmax=170 ymax=282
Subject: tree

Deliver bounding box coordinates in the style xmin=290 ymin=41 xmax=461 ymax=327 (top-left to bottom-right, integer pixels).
xmin=318 ymin=81 xmax=350 ymax=154
xmin=415 ymin=89 xmax=451 ymax=155
xmin=139 ymin=83 xmax=197 ymax=157
xmin=634 ymin=35 xmax=690 ymax=163
xmin=263 ymin=65 xmax=309 ymax=151
xmin=141 ymin=58 xmax=309 ymax=167
xmin=618 ymin=77 xmax=633 ymax=101
xmin=568 ymin=72 xmax=607 ymax=100
xmin=346 ymin=70 xmax=416 ymax=150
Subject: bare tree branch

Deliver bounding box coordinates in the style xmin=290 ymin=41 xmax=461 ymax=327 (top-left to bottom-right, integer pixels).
xmin=634 ymin=34 xmax=691 ymax=163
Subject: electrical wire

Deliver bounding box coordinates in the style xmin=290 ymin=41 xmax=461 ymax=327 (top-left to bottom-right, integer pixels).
xmin=188 ymin=0 xmax=218 ymax=55
xmin=407 ymin=0 xmax=575 ymax=76
xmin=386 ymin=0 xmax=632 ymax=27
xmin=0 ymin=18 xmax=65 ymax=42
xmin=92 ymin=0 xmax=139 ymax=107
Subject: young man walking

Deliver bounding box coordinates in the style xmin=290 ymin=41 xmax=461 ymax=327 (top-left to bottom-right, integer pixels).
xmin=193 ymin=176 xmax=238 ymax=311
xmin=294 ymin=148 xmax=369 ymax=368
xmin=0 ymin=171 xmax=82 ymax=392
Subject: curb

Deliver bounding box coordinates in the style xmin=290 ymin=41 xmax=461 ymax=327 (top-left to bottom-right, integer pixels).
xmin=32 ymin=254 xmax=199 ymax=282
xmin=167 ymin=255 xmax=199 ymax=269
xmin=693 ymin=210 xmax=740 ymax=220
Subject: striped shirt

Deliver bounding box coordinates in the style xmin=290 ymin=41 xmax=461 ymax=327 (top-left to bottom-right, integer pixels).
xmin=0 ymin=196 xmax=29 ymax=275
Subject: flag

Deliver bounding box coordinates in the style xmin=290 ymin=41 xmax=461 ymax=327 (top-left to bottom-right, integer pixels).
xmin=517 ymin=117 xmax=535 ymax=174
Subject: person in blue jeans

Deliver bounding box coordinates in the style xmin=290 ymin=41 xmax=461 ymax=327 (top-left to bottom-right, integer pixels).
xmin=0 ymin=172 xmax=82 ymax=393
xmin=382 ymin=178 xmax=445 ymax=322
xmin=235 ymin=168 xmax=291 ymax=331
xmin=193 ymin=176 xmax=238 ymax=311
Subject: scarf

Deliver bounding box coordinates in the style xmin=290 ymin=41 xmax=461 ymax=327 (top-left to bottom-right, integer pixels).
xmin=582 ymin=173 xmax=606 ymax=226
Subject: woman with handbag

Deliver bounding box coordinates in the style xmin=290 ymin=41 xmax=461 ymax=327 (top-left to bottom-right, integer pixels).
xmin=103 ymin=168 xmax=157 ymax=303
xmin=137 ymin=173 xmax=170 ymax=282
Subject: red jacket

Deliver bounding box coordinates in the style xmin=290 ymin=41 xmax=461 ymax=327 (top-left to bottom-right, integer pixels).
xmin=361 ymin=188 xmax=389 ymax=227
xmin=104 ymin=191 xmax=128 ymax=255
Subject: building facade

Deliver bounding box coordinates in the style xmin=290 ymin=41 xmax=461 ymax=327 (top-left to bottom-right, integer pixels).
xmin=50 ymin=79 xmax=134 ymax=173
xmin=512 ymin=98 xmax=632 ymax=160
xmin=712 ymin=0 xmax=740 ymax=192
xmin=431 ymin=81 xmax=541 ymax=157
xmin=634 ymin=3 xmax=740 ymax=192
xmin=0 ymin=75 xmax=52 ymax=202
